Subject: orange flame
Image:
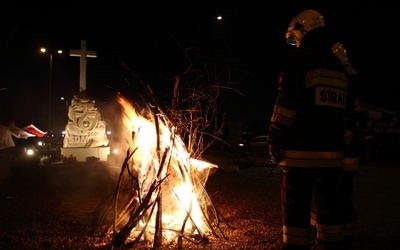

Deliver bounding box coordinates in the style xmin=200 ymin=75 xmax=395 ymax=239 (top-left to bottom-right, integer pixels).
xmin=109 ymin=94 xmax=218 ymax=246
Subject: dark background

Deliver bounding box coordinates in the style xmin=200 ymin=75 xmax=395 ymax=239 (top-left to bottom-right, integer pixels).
xmin=0 ymin=1 xmax=397 ymax=136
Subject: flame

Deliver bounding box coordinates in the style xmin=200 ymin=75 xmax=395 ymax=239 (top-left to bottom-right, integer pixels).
xmin=97 ymin=94 xmax=219 ymax=247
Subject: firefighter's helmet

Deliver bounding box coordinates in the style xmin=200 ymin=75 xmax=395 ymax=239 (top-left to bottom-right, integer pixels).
xmin=331 ymin=42 xmax=356 ymax=75
xmin=286 ymin=9 xmax=326 ymax=47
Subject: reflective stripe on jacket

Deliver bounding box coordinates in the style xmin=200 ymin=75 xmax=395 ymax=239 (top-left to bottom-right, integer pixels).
xmin=343 ymin=156 xmax=359 ymax=171
xmin=278 ymin=150 xmax=343 ymax=168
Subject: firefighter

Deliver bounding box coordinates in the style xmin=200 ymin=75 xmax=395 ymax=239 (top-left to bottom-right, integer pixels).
xmin=267 ymin=10 xmax=352 ymax=249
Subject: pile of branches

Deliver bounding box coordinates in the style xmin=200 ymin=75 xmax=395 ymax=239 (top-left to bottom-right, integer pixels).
xmin=91 ymin=95 xmax=225 ymax=249
xmin=90 ymin=45 xmax=243 ymax=248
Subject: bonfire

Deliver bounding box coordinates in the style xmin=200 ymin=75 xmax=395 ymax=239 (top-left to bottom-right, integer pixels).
xmin=92 ymin=93 xmax=223 ymax=249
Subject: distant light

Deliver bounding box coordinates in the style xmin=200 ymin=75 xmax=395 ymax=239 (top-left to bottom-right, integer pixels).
xmin=26 ymin=149 xmax=35 ymax=156
xmin=216 ymin=15 xmax=223 ymax=21
xmin=40 ymin=48 xmax=63 ymax=54
xmin=37 ymin=141 xmax=43 ymax=146
xmin=107 ymin=130 xmax=111 ymax=135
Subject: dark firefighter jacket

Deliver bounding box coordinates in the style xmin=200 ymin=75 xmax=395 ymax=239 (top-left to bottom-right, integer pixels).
xmin=267 ymin=27 xmax=351 ymax=168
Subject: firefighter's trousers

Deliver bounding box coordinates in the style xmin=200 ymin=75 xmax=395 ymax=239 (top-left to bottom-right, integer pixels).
xmin=281 ymin=167 xmax=346 ymax=248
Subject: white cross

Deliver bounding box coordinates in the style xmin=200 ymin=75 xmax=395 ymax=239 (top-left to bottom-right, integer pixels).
xmin=70 ymin=40 xmax=97 ymax=93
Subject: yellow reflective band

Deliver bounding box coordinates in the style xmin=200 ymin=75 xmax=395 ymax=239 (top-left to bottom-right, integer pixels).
xmin=279 ymin=159 xmax=343 ymax=168
xmin=279 ymin=150 xmax=343 ymax=167
xmin=316 ymin=223 xmax=345 ymax=241
xmin=305 ymin=68 xmax=349 ymax=89
xmin=270 ymin=105 xmax=297 ymax=126
xmin=310 ymin=212 xmax=316 ymax=226
xmin=343 ymin=157 xmax=359 ymax=165
xmin=343 ymin=157 xmax=359 ymax=171
xmin=283 ymin=226 xmax=311 ymax=246
xmin=281 ymin=150 xmax=343 ymax=159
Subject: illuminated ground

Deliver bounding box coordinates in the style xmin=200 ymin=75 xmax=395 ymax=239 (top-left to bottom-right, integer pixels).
xmin=0 ymin=155 xmax=399 ymax=249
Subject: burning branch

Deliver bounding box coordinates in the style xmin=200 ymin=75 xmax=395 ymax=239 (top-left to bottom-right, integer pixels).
xmin=92 ymin=94 xmax=222 ymax=249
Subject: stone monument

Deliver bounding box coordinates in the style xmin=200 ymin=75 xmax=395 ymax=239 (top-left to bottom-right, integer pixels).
xmin=61 ymin=40 xmax=110 ymax=162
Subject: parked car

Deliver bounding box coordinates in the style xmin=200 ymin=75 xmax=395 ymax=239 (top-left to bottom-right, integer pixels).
xmin=249 ymin=135 xmax=269 ymax=152
xmin=247 ymin=135 xmax=276 ymax=166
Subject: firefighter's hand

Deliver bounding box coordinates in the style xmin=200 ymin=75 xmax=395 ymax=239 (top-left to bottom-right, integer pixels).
xmin=269 ymin=144 xmax=281 ymax=163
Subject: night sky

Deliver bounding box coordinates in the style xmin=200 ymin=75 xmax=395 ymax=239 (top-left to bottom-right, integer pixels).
xmin=1 ymin=1 xmax=398 ymax=135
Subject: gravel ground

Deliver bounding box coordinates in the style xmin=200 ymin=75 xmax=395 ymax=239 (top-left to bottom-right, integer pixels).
xmin=0 ymin=153 xmax=399 ymax=249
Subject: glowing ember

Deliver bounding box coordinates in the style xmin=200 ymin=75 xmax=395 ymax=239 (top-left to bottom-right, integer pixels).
xmin=92 ymin=94 xmax=220 ymax=248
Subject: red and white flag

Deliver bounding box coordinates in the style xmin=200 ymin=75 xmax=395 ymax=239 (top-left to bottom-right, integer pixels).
xmin=22 ymin=124 xmax=48 ymax=138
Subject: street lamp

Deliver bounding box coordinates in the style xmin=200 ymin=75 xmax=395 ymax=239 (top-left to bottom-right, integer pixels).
xmin=40 ymin=48 xmax=62 ymax=132
xmin=60 ymin=96 xmax=69 ymax=115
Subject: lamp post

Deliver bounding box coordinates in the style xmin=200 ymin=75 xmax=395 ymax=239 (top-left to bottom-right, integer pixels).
xmin=40 ymin=48 xmax=62 ymax=132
